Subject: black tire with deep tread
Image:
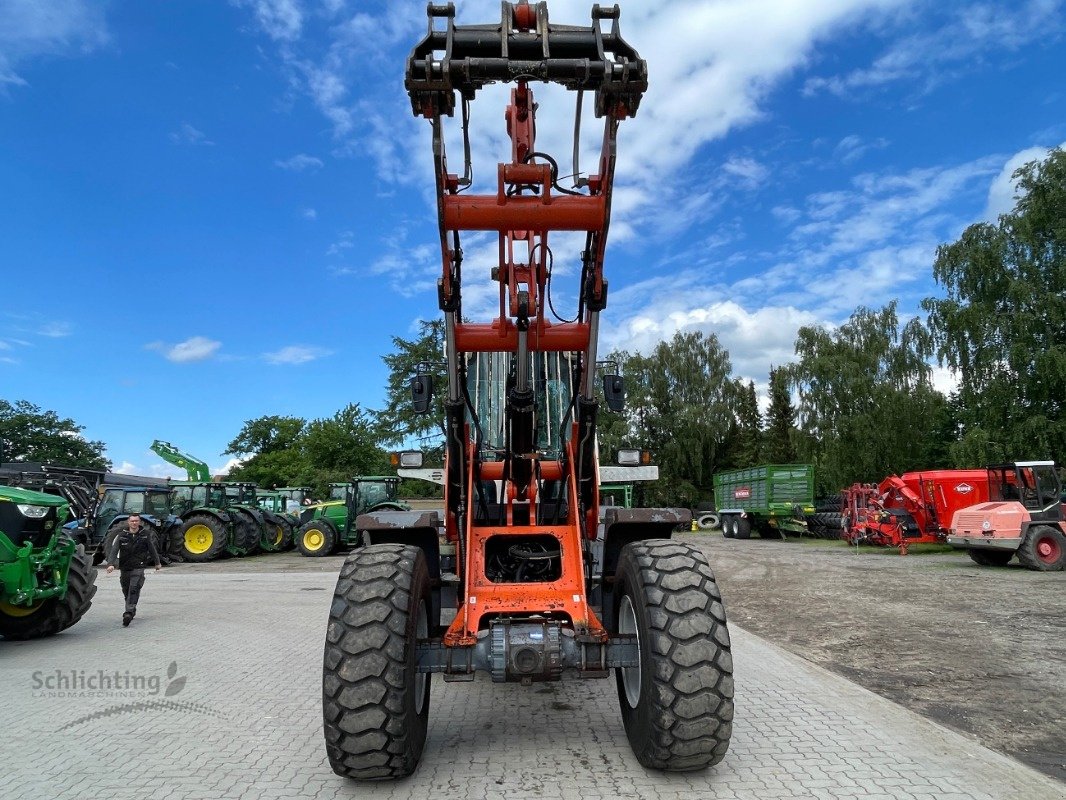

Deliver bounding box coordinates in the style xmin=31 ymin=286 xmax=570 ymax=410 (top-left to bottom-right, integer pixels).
xmin=613 ymin=539 xmax=733 ymax=771
xmin=280 ymin=520 xmax=296 ymax=550
xmin=0 ymin=540 xmax=98 ymax=640
xmin=323 ymin=544 xmax=432 ymax=780
xmin=229 ymin=510 xmax=261 ymax=556
xmin=181 ymin=513 xmax=228 ymax=562
xmin=967 ymin=548 xmax=1013 ymax=567
xmin=1016 ymin=526 xmax=1066 ymax=571
xmin=297 ymin=518 xmax=339 ymax=557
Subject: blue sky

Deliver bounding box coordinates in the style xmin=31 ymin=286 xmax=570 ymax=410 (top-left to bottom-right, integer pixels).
xmin=1 ymin=0 xmax=1064 ymax=478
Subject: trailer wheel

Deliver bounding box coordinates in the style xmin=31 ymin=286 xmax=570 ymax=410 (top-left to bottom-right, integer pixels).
xmin=721 ymin=517 xmax=734 ymax=538
xmin=0 ymin=540 xmax=98 ymax=640
xmin=181 ymin=514 xmax=228 ymax=562
xmin=613 ymin=540 xmax=733 ymax=771
xmin=297 ymin=519 xmax=338 ymax=557
xmin=967 ymin=549 xmax=1013 ymax=567
xmin=1017 ymin=526 xmax=1066 ymax=571
xmin=735 ymin=517 xmax=752 ymax=540
xmin=323 ymin=544 xmax=432 ymax=780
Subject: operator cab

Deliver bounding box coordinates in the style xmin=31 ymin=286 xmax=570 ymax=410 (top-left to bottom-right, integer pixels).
xmin=987 ymin=462 xmax=1062 ymax=522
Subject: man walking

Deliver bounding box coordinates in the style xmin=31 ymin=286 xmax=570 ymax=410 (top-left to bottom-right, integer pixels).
xmin=105 ymin=513 xmax=162 ymax=627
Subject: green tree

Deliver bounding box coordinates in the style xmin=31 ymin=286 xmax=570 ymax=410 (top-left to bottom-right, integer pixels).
xmin=787 ymin=303 xmax=945 ymax=492
xmin=620 ymin=331 xmax=735 ymax=506
xmin=225 ymin=415 xmax=305 ymax=456
xmin=922 ymin=147 xmax=1066 ymax=464
xmin=300 ymin=403 xmax=392 ymax=496
xmin=376 ymin=319 xmax=448 ymax=461
xmin=763 ymin=366 xmax=797 ymax=463
xmin=225 ymin=415 xmax=308 ymax=489
xmin=0 ymin=400 xmax=110 ymax=470
xmin=733 ymin=379 xmax=762 ymax=467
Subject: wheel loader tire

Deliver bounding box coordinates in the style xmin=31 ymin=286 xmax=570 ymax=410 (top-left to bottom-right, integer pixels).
xmin=1017 ymin=526 xmax=1066 ymax=571
xmin=735 ymin=517 xmax=752 ymax=540
xmin=181 ymin=514 xmax=228 ymax=562
xmin=613 ymin=540 xmax=733 ymax=771
xmin=968 ymin=548 xmax=1013 ymax=567
xmin=323 ymin=544 xmax=432 ymax=780
xmin=297 ymin=519 xmax=338 ymax=557
xmin=696 ymin=513 xmax=720 ymax=531
xmin=0 ymin=540 xmax=98 ymax=640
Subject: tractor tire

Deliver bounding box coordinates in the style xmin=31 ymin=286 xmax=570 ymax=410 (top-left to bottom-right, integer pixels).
xmin=232 ymin=512 xmax=261 ymax=556
xmin=968 ymin=549 xmax=1014 ymax=567
xmin=0 ymin=540 xmax=98 ymax=640
xmin=735 ymin=517 xmax=752 ymax=540
xmin=260 ymin=520 xmax=287 ymax=553
xmin=696 ymin=513 xmax=720 ymax=531
xmin=1017 ymin=526 xmax=1066 ymax=571
xmin=280 ymin=520 xmax=296 ymax=550
xmin=181 ymin=514 xmax=228 ymax=562
xmin=323 ymin=544 xmax=432 ymax=780
xmin=613 ymin=540 xmax=733 ymax=771
xmin=297 ymin=519 xmax=338 ymax=557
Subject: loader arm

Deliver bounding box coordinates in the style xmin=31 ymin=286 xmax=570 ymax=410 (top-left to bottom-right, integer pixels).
xmin=150 ymin=440 xmax=211 ymax=482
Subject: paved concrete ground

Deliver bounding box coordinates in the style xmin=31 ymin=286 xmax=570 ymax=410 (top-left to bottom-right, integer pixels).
xmin=2 ymin=569 xmax=1063 ymax=800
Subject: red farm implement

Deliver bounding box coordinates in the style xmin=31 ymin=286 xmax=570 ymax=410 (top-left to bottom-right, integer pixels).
xmin=841 ymin=469 xmax=991 ymax=553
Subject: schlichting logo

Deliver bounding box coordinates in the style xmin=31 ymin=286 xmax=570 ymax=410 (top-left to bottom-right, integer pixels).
xmin=32 ymin=661 xmax=186 ymax=699
xmin=38 ymin=662 xmax=226 ymax=731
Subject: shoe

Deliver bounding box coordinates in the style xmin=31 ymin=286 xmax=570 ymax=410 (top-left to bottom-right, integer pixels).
xmin=122 ymin=612 xmax=133 ymax=627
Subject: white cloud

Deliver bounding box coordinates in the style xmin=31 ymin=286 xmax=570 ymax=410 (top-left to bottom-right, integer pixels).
xmin=985 ymin=142 xmax=1066 ymax=220
xmin=262 ymin=345 xmax=332 ymax=365
xmin=169 ymin=123 xmax=214 ymax=146
xmin=274 ymin=153 xmax=323 ymax=171
xmin=301 ymin=207 xmax=317 ymax=220
xmin=147 ymin=336 xmax=222 ymax=363
xmin=0 ymin=0 xmax=109 ymax=87
xmin=213 ymin=456 xmax=245 ymax=477
xmin=233 ymin=0 xmax=304 ymax=41
xmin=805 ymin=1 xmax=1065 ymax=98
xmin=113 ymin=460 xmax=138 ymax=475
xmin=834 ymin=134 xmax=890 ymax=164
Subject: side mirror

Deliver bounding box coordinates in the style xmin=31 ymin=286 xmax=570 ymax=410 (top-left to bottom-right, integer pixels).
xmin=410 ymin=374 xmax=434 ymax=415
xmin=602 ymin=373 xmax=624 ymax=413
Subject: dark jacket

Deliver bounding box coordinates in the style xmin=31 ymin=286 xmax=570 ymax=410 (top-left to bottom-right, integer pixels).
xmin=107 ymin=527 xmax=161 ymax=571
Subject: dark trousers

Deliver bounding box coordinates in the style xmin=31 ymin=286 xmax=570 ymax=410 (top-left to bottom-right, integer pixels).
xmin=119 ymin=569 xmax=146 ymax=614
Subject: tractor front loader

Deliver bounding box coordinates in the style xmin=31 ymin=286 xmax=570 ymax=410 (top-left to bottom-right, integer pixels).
xmin=1 ymin=485 xmax=98 ymax=640
xmin=322 ymin=2 xmax=733 ymax=780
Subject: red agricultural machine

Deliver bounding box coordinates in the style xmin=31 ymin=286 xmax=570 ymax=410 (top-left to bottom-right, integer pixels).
xmin=320 ymin=2 xmax=733 ymax=781
xmin=840 ymin=469 xmax=991 ymax=553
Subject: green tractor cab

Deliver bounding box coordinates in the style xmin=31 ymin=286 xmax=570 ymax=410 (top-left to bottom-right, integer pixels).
xmin=295 ymin=478 xmax=409 ymax=557
xmin=1 ymin=485 xmax=97 ymax=640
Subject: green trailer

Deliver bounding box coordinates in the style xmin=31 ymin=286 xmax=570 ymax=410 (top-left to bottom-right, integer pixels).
xmin=713 ymin=464 xmax=815 ymax=539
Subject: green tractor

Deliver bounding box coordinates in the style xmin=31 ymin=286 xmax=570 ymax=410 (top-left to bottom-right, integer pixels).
xmin=1 ymin=485 xmax=98 ymax=640
xmin=256 ymin=490 xmax=303 ymax=547
xmin=222 ymin=482 xmax=291 ymax=553
xmin=295 ymin=477 xmax=409 ymax=557
xmin=170 ymin=482 xmax=260 ymax=562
